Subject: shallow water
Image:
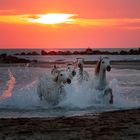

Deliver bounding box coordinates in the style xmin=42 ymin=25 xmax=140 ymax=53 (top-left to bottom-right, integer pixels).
xmin=0 ymin=66 xmax=140 ymax=118
xmin=17 ymin=55 xmax=140 ymax=62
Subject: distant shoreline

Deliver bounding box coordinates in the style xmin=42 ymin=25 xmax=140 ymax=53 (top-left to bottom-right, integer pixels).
xmin=13 ymin=48 xmax=140 ymax=55
xmin=0 ymin=48 xmax=140 ymax=55
xmin=0 ymin=48 xmax=140 ymax=65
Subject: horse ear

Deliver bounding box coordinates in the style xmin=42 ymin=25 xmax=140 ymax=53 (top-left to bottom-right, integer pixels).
xmin=53 ymin=71 xmax=59 ymax=82
xmin=51 ymin=65 xmax=56 ymax=74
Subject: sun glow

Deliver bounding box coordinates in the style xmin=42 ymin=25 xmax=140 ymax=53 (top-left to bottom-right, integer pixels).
xmin=0 ymin=14 xmax=140 ymax=30
xmin=28 ymin=13 xmax=76 ymax=24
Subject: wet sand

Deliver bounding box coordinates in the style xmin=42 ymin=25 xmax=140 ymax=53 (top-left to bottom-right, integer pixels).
xmin=0 ymin=108 xmax=140 ymax=140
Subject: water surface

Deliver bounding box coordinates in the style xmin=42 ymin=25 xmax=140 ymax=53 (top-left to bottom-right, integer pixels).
xmin=0 ymin=66 xmax=140 ymax=118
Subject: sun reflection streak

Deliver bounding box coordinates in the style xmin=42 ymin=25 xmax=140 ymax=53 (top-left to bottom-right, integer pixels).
xmin=0 ymin=70 xmax=16 ymax=100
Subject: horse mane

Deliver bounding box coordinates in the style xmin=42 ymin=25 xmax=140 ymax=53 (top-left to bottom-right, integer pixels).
xmin=95 ymin=57 xmax=110 ymax=76
xmin=95 ymin=60 xmax=101 ymax=75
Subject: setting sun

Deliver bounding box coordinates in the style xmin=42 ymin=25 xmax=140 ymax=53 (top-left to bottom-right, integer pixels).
xmin=28 ymin=13 xmax=76 ymax=24
xmin=0 ymin=0 xmax=139 ymax=49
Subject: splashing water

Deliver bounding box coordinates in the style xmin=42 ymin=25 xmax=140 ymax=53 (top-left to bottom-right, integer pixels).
xmin=59 ymin=78 xmax=139 ymax=109
xmin=0 ymin=66 xmax=140 ymax=118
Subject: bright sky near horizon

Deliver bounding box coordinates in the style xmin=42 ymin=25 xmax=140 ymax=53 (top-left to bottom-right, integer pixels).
xmin=0 ymin=0 xmax=140 ymax=49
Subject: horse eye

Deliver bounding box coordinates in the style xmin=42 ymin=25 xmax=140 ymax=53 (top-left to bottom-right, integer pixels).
xmin=60 ymin=74 xmax=63 ymax=76
xmin=102 ymin=61 xmax=104 ymax=64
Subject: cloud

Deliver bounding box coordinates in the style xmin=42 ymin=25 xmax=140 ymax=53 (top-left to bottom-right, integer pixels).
xmin=0 ymin=13 xmax=140 ymax=30
xmin=25 ymin=15 xmax=41 ymax=19
xmin=0 ymin=0 xmax=140 ymax=18
xmin=27 ymin=13 xmax=76 ymax=24
xmin=0 ymin=9 xmax=16 ymax=15
xmin=74 ymin=18 xmax=140 ymax=29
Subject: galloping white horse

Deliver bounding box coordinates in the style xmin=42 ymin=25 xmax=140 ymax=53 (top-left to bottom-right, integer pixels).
xmin=76 ymin=58 xmax=89 ymax=84
xmin=66 ymin=63 xmax=76 ymax=80
xmin=37 ymin=69 xmax=71 ymax=105
xmin=92 ymin=57 xmax=113 ymax=104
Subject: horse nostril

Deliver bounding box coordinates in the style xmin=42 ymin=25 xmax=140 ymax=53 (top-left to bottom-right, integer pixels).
xmin=107 ymin=66 xmax=111 ymax=71
xmin=72 ymin=71 xmax=76 ymax=76
xmin=78 ymin=64 xmax=81 ymax=67
xmin=67 ymin=79 xmax=71 ymax=84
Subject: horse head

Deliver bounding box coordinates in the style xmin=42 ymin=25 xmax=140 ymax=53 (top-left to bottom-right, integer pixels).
xmin=100 ymin=57 xmax=111 ymax=72
xmin=66 ymin=63 xmax=76 ymax=78
xmin=95 ymin=57 xmax=111 ymax=75
xmin=76 ymin=58 xmax=84 ymax=69
xmin=53 ymin=70 xmax=71 ymax=84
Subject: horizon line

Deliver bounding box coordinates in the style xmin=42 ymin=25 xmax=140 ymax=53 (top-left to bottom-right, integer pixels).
xmin=0 ymin=47 xmax=139 ymax=50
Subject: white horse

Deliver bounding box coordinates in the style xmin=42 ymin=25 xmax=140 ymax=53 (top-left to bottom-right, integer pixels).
xmin=66 ymin=63 xmax=76 ymax=80
xmin=91 ymin=57 xmax=113 ymax=104
xmin=37 ymin=69 xmax=71 ymax=105
xmin=76 ymin=58 xmax=89 ymax=84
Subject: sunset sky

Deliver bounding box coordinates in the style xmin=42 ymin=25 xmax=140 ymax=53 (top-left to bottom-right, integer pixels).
xmin=0 ymin=0 xmax=140 ymax=49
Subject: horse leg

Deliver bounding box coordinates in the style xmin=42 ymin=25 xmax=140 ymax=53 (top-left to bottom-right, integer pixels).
xmin=40 ymin=94 xmax=43 ymax=101
xmin=104 ymin=88 xmax=113 ymax=104
xmin=37 ymin=89 xmax=42 ymax=101
xmin=38 ymin=92 xmax=43 ymax=101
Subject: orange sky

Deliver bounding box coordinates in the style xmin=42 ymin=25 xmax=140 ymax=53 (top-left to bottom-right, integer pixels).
xmin=0 ymin=0 xmax=140 ymax=49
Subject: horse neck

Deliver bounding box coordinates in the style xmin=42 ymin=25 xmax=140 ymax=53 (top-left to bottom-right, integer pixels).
xmin=98 ymin=67 xmax=107 ymax=83
xmin=79 ymin=66 xmax=83 ymax=75
xmin=55 ymin=80 xmax=63 ymax=88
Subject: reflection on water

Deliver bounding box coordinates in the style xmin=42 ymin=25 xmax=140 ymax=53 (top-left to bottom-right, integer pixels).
xmin=0 ymin=70 xmax=16 ymax=100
